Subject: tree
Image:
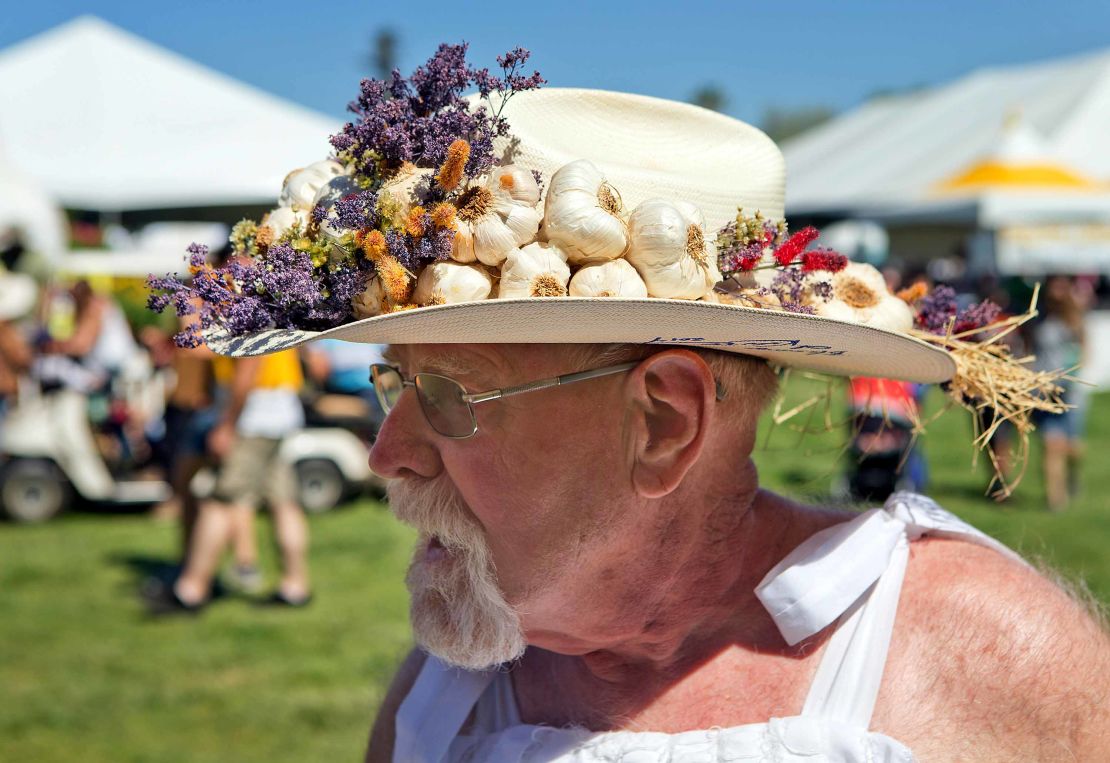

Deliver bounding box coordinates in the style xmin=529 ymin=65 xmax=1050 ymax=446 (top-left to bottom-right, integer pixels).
xmin=761 ymin=106 xmax=836 ymax=144
xmin=370 ymin=29 xmax=398 ymax=79
xmin=690 ymin=85 xmax=727 ymax=113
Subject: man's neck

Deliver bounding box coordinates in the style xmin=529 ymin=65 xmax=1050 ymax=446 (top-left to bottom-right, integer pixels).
xmin=571 ymin=487 xmax=849 ymax=683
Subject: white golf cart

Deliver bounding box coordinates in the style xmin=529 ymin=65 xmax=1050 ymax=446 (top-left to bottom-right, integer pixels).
xmin=0 ymin=236 xmax=377 ymax=523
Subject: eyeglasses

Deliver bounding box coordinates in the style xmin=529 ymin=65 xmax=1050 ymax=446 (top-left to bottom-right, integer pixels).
xmin=369 ymin=361 xmax=640 ymax=439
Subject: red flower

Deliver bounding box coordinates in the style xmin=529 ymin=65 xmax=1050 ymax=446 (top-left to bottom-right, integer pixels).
xmin=735 ymin=251 xmax=763 ymax=271
xmin=772 ymin=226 xmax=819 ymax=266
xmin=800 ymin=248 xmax=848 ymax=273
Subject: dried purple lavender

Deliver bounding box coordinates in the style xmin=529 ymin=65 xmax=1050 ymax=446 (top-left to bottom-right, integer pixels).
xmin=915 ymin=285 xmax=959 ymax=334
xmin=331 ymin=43 xmax=544 ymax=181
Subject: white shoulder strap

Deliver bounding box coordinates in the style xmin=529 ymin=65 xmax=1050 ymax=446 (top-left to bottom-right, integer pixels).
xmin=757 ymin=492 xmax=1026 ymax=726
xmin=393 ymin=654 xmax=496 ymax=763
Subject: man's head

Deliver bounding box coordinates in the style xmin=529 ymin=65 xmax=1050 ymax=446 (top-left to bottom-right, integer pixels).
xmin=370 ymin=342 xmax=778 ymax=668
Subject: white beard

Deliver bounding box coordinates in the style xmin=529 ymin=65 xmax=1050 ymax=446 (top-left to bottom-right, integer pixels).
xmin=387 ymin=478 xmax=526 ymax=670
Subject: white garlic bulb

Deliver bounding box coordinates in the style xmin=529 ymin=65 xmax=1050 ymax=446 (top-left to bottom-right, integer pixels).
xmin=452 ymin=165 xmax=542 ymax=267
xmin=262 ymin=206 xmax=308 ymax=239
xmin=312 ymin=173 xmax=362 ymax=211
xmin=815 ymin=262 xmax=913 ymax=333
xmin=497 ymin=243 xmax=571 ymax=299
xmin=381 ymin=164 xmax=435 ymax=217
xmin=543 ymin=160 xmax=629 ymax=265
xmin=412 ymin=262 xmax=494 ymax=306
xmin=625 ymin=199 xmax=722 ymax=300
xmin=568 ymin=259 xmax=648 ymax=298
xmin=351 ymin=278 xmax=389 ymax=319
xmin=279 ymin=159 xmax=344 ymax=210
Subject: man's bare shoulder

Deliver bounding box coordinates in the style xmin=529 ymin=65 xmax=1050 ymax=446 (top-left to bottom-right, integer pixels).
xmin=882 ymin=536 xmax=1110 ymax=760
xmin=365 ymin=648 xmax=427 ymax=763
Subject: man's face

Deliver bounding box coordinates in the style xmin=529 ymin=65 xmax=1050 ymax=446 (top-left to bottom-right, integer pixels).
xmin=369 ymin=343 xmax=640 ymax=667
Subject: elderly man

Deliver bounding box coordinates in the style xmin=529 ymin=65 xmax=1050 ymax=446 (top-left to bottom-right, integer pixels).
xmin=365 ymin=342 xmax=1109 ymax=761
xmin=157 ymin=67 xmax=1108 ymax=760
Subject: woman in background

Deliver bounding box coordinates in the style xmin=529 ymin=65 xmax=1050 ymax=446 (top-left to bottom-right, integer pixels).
xmin=1033 ymin=275 xmax=1087 ymax=512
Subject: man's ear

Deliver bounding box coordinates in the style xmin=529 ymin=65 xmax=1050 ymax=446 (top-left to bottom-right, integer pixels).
xmin=626 ymin=350 xmax=715 ymax=498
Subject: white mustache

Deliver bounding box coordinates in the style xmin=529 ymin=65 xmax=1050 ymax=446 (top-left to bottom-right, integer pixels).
xmin=386 ymin=478 xmax=481 ymax=553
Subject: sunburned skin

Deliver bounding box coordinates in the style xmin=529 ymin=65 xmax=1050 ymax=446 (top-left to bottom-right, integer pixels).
xmin=366 ymin=342 xmax=1110 ymax=763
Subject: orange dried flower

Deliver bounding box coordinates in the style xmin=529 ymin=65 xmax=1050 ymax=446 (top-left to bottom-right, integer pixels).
xmin=376 ymin=255 xmax=412 ymax=304
xmin=429 ymin=202 xmax=457 ymax=231
xmin=405 ymin=206 xmax=427 ymax=238
xmin=254 ymin=224 xmax=275 ymax=250
xmin=436 ymin=139 xmax=470 ymax=192
xmin=897 ymin=281 xmax=929 ymax=304
xmin=359 ymin=230 xmax=388 ymax=262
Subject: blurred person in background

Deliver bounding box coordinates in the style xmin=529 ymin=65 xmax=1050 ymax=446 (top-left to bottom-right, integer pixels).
xmin=42 ymin=279 xmax=138 ymax=386
xmin=973 ymin=275 xmax=1026 ymax=490
xmin=150 ymin=305 xmax=219 ymax=558
xmin=301 ymin=338 xmax=388 ymax=430
xmin=1032 ymin=275 xmax=1087 ymax=512
xmin=149 ymin=348 xmax=312 ymax=612
xmin=0 ymin=268 xmax=36 ymax=428
xmin=845 ymin=376 xmax=926 ymax=501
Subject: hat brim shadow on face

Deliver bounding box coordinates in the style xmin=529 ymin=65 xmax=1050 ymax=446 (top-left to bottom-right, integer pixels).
xmin=205 ymin=297 xmax=956 ymax=384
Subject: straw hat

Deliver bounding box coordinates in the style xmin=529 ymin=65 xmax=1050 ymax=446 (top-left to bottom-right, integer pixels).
xmin=205 ymin=88 xmax=956 ymax=383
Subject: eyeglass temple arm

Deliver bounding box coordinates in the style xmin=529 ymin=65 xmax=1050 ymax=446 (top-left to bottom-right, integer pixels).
xmin=462 ymin=361 xmax=641 ymax=405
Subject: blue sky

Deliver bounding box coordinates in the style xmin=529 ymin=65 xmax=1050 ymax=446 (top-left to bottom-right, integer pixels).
xmin=4 ymin=1 xmax=1110 ymax=126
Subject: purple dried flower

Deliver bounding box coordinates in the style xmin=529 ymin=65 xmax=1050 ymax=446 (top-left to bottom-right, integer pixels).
xmin=331 ymin=42 xmax=542 ymax=180
xmin=771 ymin=267 xmax=808 ymax=307
xmin=954 ymin=299 xmax=1002 ymax=334
xmin=331 ymin=190 xmax=379 ymax=231
xmin=811 ymin=280 xmax=833 ymax=302
xmin=915 ymin=285 xmax=959 ymax=334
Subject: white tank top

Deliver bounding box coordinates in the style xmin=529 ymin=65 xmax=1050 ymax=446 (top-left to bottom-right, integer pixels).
xmin=393 ymin=493 xmax=1026 ymax=762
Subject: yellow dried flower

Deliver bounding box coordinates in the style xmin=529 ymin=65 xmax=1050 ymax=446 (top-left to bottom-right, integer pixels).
xmin=436 ymin=139 xmax=470 ymax=192
xmin=430 ymin=202 xmax=457 ymax=231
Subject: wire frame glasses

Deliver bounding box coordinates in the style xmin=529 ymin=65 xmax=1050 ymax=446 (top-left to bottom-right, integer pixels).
xmin=369 ymin=361 xmax=640 ymax=439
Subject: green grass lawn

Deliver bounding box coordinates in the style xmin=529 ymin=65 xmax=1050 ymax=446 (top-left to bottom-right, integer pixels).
xmin=2 ymin=390 xmax=1107 ymax=762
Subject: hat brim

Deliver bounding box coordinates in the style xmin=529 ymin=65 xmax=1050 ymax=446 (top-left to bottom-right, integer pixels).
xmin=205 ymin=298 xmax=955 ymax=384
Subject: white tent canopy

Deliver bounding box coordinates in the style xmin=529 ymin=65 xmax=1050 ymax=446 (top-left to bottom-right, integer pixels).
xmin=0 ymin=150 xmax=67 ymax=261
xmin=0 ymin=16 xmax=339 ymax=212
xmin=783 ymin=47 xmax=1110 ymax=216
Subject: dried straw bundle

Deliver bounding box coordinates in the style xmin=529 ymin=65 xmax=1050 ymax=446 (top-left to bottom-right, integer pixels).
xmin=766 ymin=285 xmax=1075 ymax=499
xmin=909 ymin=284 xmax=1071 ymax=498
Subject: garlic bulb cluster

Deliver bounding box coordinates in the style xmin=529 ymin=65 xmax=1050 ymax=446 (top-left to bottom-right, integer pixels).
xmin=543 ymin=160 xmax=629 ymax=265
xmin=815 ymin=262 xmax=913 ymax=333
xmin=413 ymin=262 xmax=494 ymax=306
xmin=625 ymin=200 xmax=722 ymax=299
xmin=451 ymin=165 xmax=542 ymax=267
xmin=498 ymin=243 xmax=570 ymax=299
xmin=568 ymin=259 xmax=648 ymax=298
xmin=280 ymin=160 xmax=345 ymax=211
xmin=258 ymin=159 xmax=348 ymax=243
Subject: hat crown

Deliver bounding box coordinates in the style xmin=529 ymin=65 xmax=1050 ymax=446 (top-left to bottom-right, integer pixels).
xmin=480 ymin=88 xmax=786 ymax=232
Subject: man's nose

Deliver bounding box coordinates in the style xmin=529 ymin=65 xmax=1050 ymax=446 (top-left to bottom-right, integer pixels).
xmin=369 ymin=389 xmax=443 ymax=480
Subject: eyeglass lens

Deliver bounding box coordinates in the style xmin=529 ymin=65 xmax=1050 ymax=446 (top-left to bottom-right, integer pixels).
xmin=369 ymin=365 xmax=477 ymax=438
xmin=414 ymin=373 xmax=477 ymax=438
xmin=370 ymin=365 xmax=404 ymax=412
